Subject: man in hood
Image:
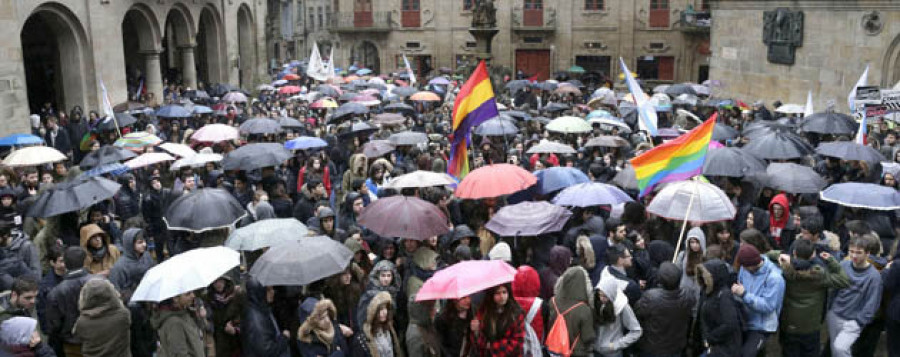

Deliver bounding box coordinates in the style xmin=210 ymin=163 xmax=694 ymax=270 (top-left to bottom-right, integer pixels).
xmin=241 ymin=277 xmax=291 ymax=357
xmin=732 ymin=244 xmax=785 ymax=357
xmin=0 ymin=224 xmax=40 ymax=278
xmin=635 ymin=262 xmax=695 ymax=356
xmin=46 ymin=247 xmax=94 ymax=356
xmin=548 ymin=266 xmax=595 ymax=357
xmin=108 ymin=229 xmax=156 ymax=298
xmin=539 ymin=246 xmax=572 ymax=300
xmin=79 ymin=224 xmax=121 ymax=276
xmin=74 ymin=278 xmax=131 ymax=357
xmin=695 ymin=259 xmax=742 ymax=357
xmin=593 ymin=275 xmax=642 ymax=356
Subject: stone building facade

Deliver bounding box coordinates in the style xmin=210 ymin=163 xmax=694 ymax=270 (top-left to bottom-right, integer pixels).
xmin=710 ymin=0 xmax=900 ymax=110
xmin=0 ymin=0 xmax=268 ymax=135
xmin=272 ymin=0 xmax=711 ymax=86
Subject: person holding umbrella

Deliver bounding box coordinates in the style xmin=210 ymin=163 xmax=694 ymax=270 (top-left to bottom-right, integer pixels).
xmin=468 ymin=283 xmax=525 ymax=357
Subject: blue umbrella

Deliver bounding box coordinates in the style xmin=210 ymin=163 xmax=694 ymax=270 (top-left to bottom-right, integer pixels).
xmin=0 ymin=134 xmax=43 ymax=146
xmin=534 ymin=167 xmax=590 ymax=195
xmin=285 ymin=136 xmax=328 ymax=151
xmin=356 ymin=68 xmax=372 ymax=76
xmin=193 ymin=105 xmax=213 ymax=114
xmin=156 ymin=105 xmax=193 ymax=118
xmin=79 ymin=162 xmax=129 ymax=179
xmin=552 ymin=182 xmax=633 ymax=207
xmin=820 ymin=182 xmax=900 ymax=211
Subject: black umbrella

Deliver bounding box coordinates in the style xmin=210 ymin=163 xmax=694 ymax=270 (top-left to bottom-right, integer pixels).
xmin=372 ymin=113 xmax=407 ymax=126
xmin=339 ymin=121 xmax=378 ymax=139
xmin=543 ymin=103 xmax=570 ymax=113
xmin=800 ymin=112 xmax=859 ymax=135
xmin=333 ymin=103 xmax=369 ymax=121
xmin=277 ymin=116 xmax=304 ymax=129
xmin=474 ymin=118 xmax=518 ymax=137
xmin=392 ymin=87 xmax=418 ymax=98
xmin=752 ymin=162 xmax=826 ymax=194
xmin=315 ymin=85 xmax=341 ymax=98
xmin=742 ymin=131 xmax=814 ymax=160
xmin=502 ymin=110 xmax=532 ymax=121
xmin=388 ymin=131 xmax=428 ymax=146
xmin=505 ymin=80 xmax=530 ymax=93
xmin=79 ymin=146 xmax=137 ymax=169
xmin=742 ymin=121 xmax=795 ymax=139
xmin=533 ymin=82 xmax=558 ymax=91
xmin=712 ymin=123 xmax=740 ymax=141
xmin=664 ymin=83 xmax=697 ymax=96
xmin=164 ymin=188 xmax=246 ymax=232
xmin=98 ymin=113 xmax=138 ymax=131
xmin=221 ymin=143 xmax=292 ymax=171
xmin=28 ymin=177 xmax=122 ymax=218
xmin=209 ymin=83 xmax=242 ymax=97
xmin=365 ymin=82 xmax=388 ymax=91
xmin=338 ymin=92 xmax=359 ymax=101
xmin=702 ymin=147 xmax=766 ymax=177
xmin=363 ymin=140 xmax=395 ymax=158
xmin=184 ymin=90 xmax=211 ymax=102
xmin=816 ymin=141 xmax=886 ymax=163
xmin=239 ymin=118 xmax=282 ymax=135
xmin=384 ymin=103 xmax=415 ymax=114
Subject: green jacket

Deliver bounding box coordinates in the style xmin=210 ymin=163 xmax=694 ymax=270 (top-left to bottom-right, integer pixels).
xmin=766 ymin=251 xmax=850 ymax=334
xmin=151 ymin=308 xmax=205 ymax=357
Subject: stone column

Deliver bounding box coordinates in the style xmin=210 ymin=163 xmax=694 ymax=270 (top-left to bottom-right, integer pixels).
xmin=180 ymin=45 xmax=198 ymax=89
xmin=143 ymin=51 xmax=164 ymax=106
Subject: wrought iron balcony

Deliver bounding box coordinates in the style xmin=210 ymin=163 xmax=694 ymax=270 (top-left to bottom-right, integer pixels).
xmin=328 ymin=11 xmax=393 ymax=33
xmin=676 ymin=11 xmax=711 ymax=34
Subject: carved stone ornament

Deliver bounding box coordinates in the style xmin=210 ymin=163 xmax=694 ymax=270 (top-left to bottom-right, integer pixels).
xmin=762 ymin=8 xmax=804 ymax=65
xmin=423 ymin=9 xmax=435 ymax=27
xmin=862 ymin=11 xmax=883 ymax=36
xmin=472 ymin=0 xmax=497 ymax=28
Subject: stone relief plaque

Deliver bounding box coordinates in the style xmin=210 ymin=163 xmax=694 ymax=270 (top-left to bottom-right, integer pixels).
xmin=762 ymin=8 xmax=803 ymax=65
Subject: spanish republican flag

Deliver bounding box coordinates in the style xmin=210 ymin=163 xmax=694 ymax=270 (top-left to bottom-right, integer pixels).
xmin=630 ymin=113 xmax=717 ymax=197
xmin=448 ymin=60 xmax=500 ymax=179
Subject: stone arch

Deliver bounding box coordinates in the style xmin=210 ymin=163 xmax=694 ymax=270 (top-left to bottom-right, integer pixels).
xmin=237 ymin=4 xmax=256 ymax=88
xmin=882 ymin=33 xmax=900 ymax=88
xmin=122 ymin=3 xmax=163 ymax=101
xmin=197 ymin=4 xmax=225 ymax=85
xmin=352 ymin=41 xmax=381 ymax=73
xmin=163 ymin=3 xmax=198 ymax=88
xmin=20 ymin=2 xmax=96 ymax=115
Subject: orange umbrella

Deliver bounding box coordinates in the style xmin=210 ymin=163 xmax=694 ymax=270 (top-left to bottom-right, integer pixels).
xmin=455 ymin=164 xmax=537 ymax=199
xmin=283 ymin=73 xmax=300 ymax=80
xmin=344 ymin=75 xmax=360 ymax=82
xmin=410 ymin=91 xmax=441 ymax=102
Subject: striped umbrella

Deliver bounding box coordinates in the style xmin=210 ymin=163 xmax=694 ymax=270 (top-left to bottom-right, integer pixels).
xmin=114 ymin=132 xmax=162 ymax=150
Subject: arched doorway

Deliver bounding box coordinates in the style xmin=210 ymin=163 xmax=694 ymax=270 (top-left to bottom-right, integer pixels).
xmin=121 ymin=5 xmax=162 ymax=102
xmin=353 ymin=41 xmax=380 ymax=73
xmin=162 ymin=6 xmax=196 ymax=90
xmin=20 ymin=4 xmax=94 ymax=115
xmin=237 ymin=5 xmax=256 ymax=89
xmin=883 ymin=34 xmax=900 ymax=88
xmin=197 ymin=6 xmax=224 ymax=86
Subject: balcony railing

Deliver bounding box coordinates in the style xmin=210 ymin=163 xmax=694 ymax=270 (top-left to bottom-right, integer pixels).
xmin=512 ymin=7 xmax=556 ymax=32
xmin=328 ymin=11 xmax=392 ymax=32
xmin=676 ymin=11 xmax=711 ymax=34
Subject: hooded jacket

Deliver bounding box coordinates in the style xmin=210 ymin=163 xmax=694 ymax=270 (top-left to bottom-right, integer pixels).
xmin=548 ymin=267 xmax=596 ymax=357
xmin=298 ymin=299 xmax=349 ymax=357
xmin=45 ymin=268 xmax=92 ymax=345
xmin=675 ymin=227 xmax=707 ymax=301
xmin=80 ymin=224 xmax=121 ymax=275
xmin=241 ymin=277 xmax=291 ymax=357
xmin=352 ymin=291 xmax=404 ymax=357
xmin=109 ymin=229 xmax=155 ymax=294
xmin=695 ymin=259 xmax=741 ymax=357
xmin=593 ymin=275 xmax=642 ymax=355
xmin=512 ymin=265 xmax=544 ymax=339
xmin=404 ymin=248 xmax=438 ymax=300
xmin=539 ymin=246 xmax=572 ymax=300
xmin=150 ymin=303 xmax=205 ymax=357
xmin=114 ymin=176 xmax=141 ymax=220
xmin=767 ymin=194 xmax=795 ymax=250
xmin=634 ymin=263 xmax=696 ymax=355
xmin=356 ymin=260 xmax=402 ymax=327
xmin=2 ymin=230 xmax=40 ymax=279
xmin=736 ymin=255 xmax=785 ymax=332
xmin=406 ymin=296 xmax=439 ymax=357
xmin=203 ymin=275 xmax=244 ymax=357
xmin=764 ymin=252 xmax=850 ymax=334
xmin=0 ymin=316 xmax=55 ymax=357
xmin=342 ymin=154 xmax=368 ymax=199
xmin=74 ymin=279 xmax=132 ymax=357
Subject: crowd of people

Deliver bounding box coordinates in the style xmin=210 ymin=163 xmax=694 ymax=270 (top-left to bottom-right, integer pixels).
xmin=0 ymin=60 xmax=898 ymax=357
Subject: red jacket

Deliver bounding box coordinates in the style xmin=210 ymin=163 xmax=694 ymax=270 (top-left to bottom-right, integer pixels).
xmin=512 ymin=265 xmax=544 ymax=340
xmin=296 ymin=166 xmax=331 ymax=195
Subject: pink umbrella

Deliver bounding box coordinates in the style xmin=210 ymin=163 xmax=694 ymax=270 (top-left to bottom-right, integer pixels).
xmin=191 ymin=124 xmax=239 ymax=143
xmin=279 ymin=86 xmax=302 ymax=95
xmin=416 ymin=260 xmax=517 ymax=301
xmin=709 ymin=141 xmax=724 ymax=149
xmin=222 ymin=92 xmax=247 ymax=103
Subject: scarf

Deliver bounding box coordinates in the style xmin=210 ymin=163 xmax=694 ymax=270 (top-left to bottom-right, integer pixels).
xmin=312 ymin=320 xmax=335 ymax=350
xmin=90 ymin=245 xmax=108 ymax=262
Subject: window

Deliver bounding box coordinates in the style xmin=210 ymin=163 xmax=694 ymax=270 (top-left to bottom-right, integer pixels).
xmin=575 ymin=56 xmax=611 ymax=76
xmin=649 ymin=0 xmax=670 ymax=27
xmin=635 ymin=56 xmax=674 ymax=81
xmin=701 ymin=0 xmax=710 ymax=11
xmin=402 ymin=0 xmax=420 ymax=11
xmin=309 ymin=10 xmax=315 ymax=31
xmin=318 ymin=7 xmax=323 ymax=28
xmin=585 ymin=0 xmax=604 ymax=11
xmin=525 ymin=0 xmax=543 ymax=10
xmin=325 ymin=6 xmax=331 ymax=27
xmin=402 ymin=0 xmax=420 ymax=27
xmin=464 ymin=0 xmax=474 ymax=10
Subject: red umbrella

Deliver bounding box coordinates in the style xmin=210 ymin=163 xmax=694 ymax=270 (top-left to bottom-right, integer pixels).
xmin=283 ymin=73 xmax=300 ymax=80
xmin=455 ymin=164 xmax=537 ymax=199
xmin=357 ymin=196 xmax=449 ymax=240
xmin=416 ymin=260 xmax=516 ymax=301
xmin=278 ymin=86 xmax=302 ymax=95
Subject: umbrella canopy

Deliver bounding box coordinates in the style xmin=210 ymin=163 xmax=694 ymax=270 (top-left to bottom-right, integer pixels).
xmin=0 ymin=134 xmax=43 ymax=146
xmin=358 ymin=196 xmax=450 ymax=240
xmin=589 ymin=117 xmax=632 ymax=133
xmin=702 ymin=147 xmax=767 ymax=177
xmin=647 ymin=180 xmax=736 ymax=223
xmin=775 ymin=104 xmax=805 ymax=114
xmin=755 ymin=162 xmax=826 ymax=194
xmin=124 ymin=152 xmax=175 ymax=169
xmin=542 ymin=102 xmax=571 ymax=113
xmin=3 ymin=146 xmax=67 ymax=167
xmin=505 ymin=80 xmax=530 ymax=93
xmin=502 ymin=110 xmax=532 ymax=121
xmin=239 ymin=118 xmax=282 ymax=135
xmin=225 ymin=218 xmax=309 ymax=251
xmin=278 ymin=86 xmax=302 ymax=95
xmin=155 ymin=105 xmax=192 ymax=118
xmin=315 ymin=85 xmax=342 ymax=97
xmin=164 ymin=188 xmax=247 ymax=232
xmin=311 ymin=98 xmax=339 ymax=109
xmin=388 ymin=131 xmax=428 ymax=146
xmin=554 ymin=86 xmax=582 ymax=96
xmin=362 ymin=140 xmax=395 ymax=158
xmin=191 ymin=124 xmax=240 ymax=143
xmin=221 ymin=143 xmax=292 ymax=171
xmin=222 ymin=92 xmax=248 ymax=103
xmin=132 ymin=246 xmax=239 ymax=302
xmin=384 ymin=103 xmax=415 ymax=114
xmin=547 ymin=116 xmax=592 ymax=134
xmin=385 ymin=171 xmax=456 ymax=189
xmin=456 ymin=164 xmax=537 ymax=199
xmin=742 ymin=131 xmax=814 ymax=160
xmin=285 ymin=136 xmax=328 ymax=150
xmin=800 ymin=112 xmax=858 ymax=135
xmin=584 ymin=135 xmax=630 ymax=148
xmin=171 ymin=150 xmax=223 ymax=170
xmin=613 ymin=164 xmax=638 ymax=190
xmin=249 ymin=236 xmax=353 ymax=286
xmin=114 ymin=132 xmax=162 ymax=150
xmin=410 ymin=91 xmax=441 ymax=101
xmin=28 ymin=176 xmax=121 ymax=218
xmin=158 ymin=142 xmax=197 ymax=158
xmin=184 ymin=90 xmax=211 ymax=101
xmin=816 ymin=141 xmax=885 ymax=163
xmin=256 ymin=84 xmax=276 ymax=91
xmin=534 ymin=167 xmax=590 ymax=194
xmin=712 ymin=123 xmax=740 ymax=141
xmin=339 ymin=121 xmax=378 ymax=138
xmin=664 ymin=83 xmax=697 ymax=96
xmin=98 ymin=113 xmax=138 ymax=131
xmin=391 ymin=87 xmax=418 ymax=97
xmin=277 ymin=116 xmax=304 ymax=129
xmin=333 ymin=102 xmax=369 ymax=120
xmin=415 ymin=260 xmax=517 ymax=301
xmin=429 ymin=77 xmax=451 ymax=85
xmin=283 ymin=73 xmax=301 ymax=80
xmin=553 ymin=182 xmax=633 ymax=207
xmin=373 ymin=113 xmax=407 ymax=126
xmin=113 ymin=101 xmax=146 ymax=113
xmin=79 ymin=146 xmax=137 ymax=169
xmin=820 ymin=182 xmax=900 ymax=210
xmin=742 ymin=121 xmax=795 ymax=139
xmin=526 ymin=141 xmax=577 ymax=155
xmin=79 ymin=162 xmax=129 ymax=179
xmin=485 ymin=201 xmax=573 ymax=236
xmin=474 ymin=118 xmax=518 ymax=137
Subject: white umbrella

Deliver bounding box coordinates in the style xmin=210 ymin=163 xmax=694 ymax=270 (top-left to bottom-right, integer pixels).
xmin=131 ymin=246 xmax=239 ymax=302
xmin=775 ymin=104 xmax=805 ymax=114
xmin=124 ymin=152 xmax=175 ymax=169
xmin=159 ymin=143 xmax=197 ymax=158
xmin=2 ymin=146 xmax=67 ymax=167
xmin=171 ymin=147 xmax=223 ymax=170
xmin=225 ymin=218 xmax=308 ymax=251
xmin=525 ymin=140 xmax=577 ymax=154
xmin=385 ymin=171 xmax=457 ymax=189
xmin=647 ymin=180 xmax=736 ymax=223
xmin=546 ymin=116 xmax=592 ymax=134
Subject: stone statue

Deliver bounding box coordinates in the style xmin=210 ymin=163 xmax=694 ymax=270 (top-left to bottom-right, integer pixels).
xmin=472 ymin=0 xmax=497 ymax=28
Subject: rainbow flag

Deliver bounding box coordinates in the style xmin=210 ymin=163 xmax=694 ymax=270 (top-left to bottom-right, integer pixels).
xmin=630 ymin=114 xmax=717 ymax=197
xmin=448 ymin=60 xmax=499 ymax=178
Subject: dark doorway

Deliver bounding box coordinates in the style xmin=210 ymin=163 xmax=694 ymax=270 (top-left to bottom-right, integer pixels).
xmin=21 ymin=15 xmax=61 ymax=114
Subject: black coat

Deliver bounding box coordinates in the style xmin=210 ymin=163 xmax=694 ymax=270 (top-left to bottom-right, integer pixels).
xmin=696 ymin=260 xmax=741 ymax=357
xmin=241 ymin=278 xmax=291 ymax=357
xmin=884 ymin=256 xmax=900 ymax=323
xmin=635 ymin=263 xmax=697 ymax=355
xmin=298 ymin=321 xmax=349 ymax=357
xmin=44 ymin=128 xmax=72 ymax=155
xmin=46 ymin=269 xmax=93 ymax=344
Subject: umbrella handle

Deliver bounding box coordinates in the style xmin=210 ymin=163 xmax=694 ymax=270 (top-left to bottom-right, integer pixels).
xmin=671 ymin=177 xmax=700 ymax=264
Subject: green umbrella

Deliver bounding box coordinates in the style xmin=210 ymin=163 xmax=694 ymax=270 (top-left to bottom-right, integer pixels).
xmin=568 ymin=65 xmax=586 ymax=74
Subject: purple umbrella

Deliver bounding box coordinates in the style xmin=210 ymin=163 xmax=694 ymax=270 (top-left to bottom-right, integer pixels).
xmin=485 ymin=201 xmax=572 ymax=237
xmin=357 ymin=196 xmax=450 ymax=240
xmin=428 ymin=77 xmax=451 ymax=85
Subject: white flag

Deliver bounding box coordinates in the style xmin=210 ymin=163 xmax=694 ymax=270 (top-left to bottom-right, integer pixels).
xmin=403 ymin=54 xmax=417 ymax=85
xmin=856 ymin=111 xmax=868 ymax=145
xmin=99 ymin=79 xmax=115 ymax=119
xmin=619 ymin=58 xmax=657 ymax=136
xmin=804 ymin=90 xmax=814 ymax=117
xmin=306 ymin=43 xmax=329 ymax=81
xmin=847 ymin=65 xmax=869 ymax=111
xmin=326 ymin=47 xmax=336 ymax=80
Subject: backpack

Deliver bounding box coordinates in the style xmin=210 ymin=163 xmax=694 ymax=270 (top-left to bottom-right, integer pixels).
xmin=546 ymin=297 xmax=585 ymax=357
xmin=523 ymin=298 xmax=543 ymax=357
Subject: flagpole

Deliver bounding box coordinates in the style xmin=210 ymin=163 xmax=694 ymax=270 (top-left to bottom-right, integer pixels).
xmin=672 ymin=176 xmax=700 ymax=263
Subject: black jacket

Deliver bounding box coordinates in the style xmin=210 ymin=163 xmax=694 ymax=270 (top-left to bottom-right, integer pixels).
xmin=635 ymin=263 xmax=697 ymax=355
xmin=884 ymin=256 xmax=900 ymax=323
xmin=696 ymin=260 xmax=741 ymax=357
xmin=45 ymin=128 xmax=72 ymax=154
xmin=45 ymin=269 xmax=93 ymax=344
xmin=114 ymin=182 xmax=141 ymax=221
xmin=241 ymin=277 xmax=291 ymax=357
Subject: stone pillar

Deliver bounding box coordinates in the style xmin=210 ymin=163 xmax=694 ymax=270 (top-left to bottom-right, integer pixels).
xmin=180 ymin=45 xmax=198 ymax=89
xmin=143 ymin=51 xmax=164 ymax=106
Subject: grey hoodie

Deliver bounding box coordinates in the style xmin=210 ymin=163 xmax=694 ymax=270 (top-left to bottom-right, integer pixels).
xmin=109 ymin=229 xmax=156 ymax=292
xmin=593 ymin=276 xmax=642 ymax=355
xmin=3 ymin=230 xmax=40 ymax=278
xmin=675 ymin=227 xmax=706 ymax=301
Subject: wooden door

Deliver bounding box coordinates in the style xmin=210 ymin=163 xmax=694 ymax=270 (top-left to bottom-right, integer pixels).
xmin=516 ymin=50 xmax=551 ymax=81
xmin=658 ymin=56 xmax=674 ymax=81
xmin=402 ymin=0 xmax=420 ymax=27
xmin=523 ymin=0 xmax=543 ymax=27
xmin=354 ymin=0 xmax=373 ymax=27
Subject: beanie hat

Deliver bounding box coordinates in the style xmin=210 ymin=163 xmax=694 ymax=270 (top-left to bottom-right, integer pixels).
xmin=488 ymin=242 xmax=512 ymax=263
xmin=737 ymin=244 xmax=762 ymax=268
